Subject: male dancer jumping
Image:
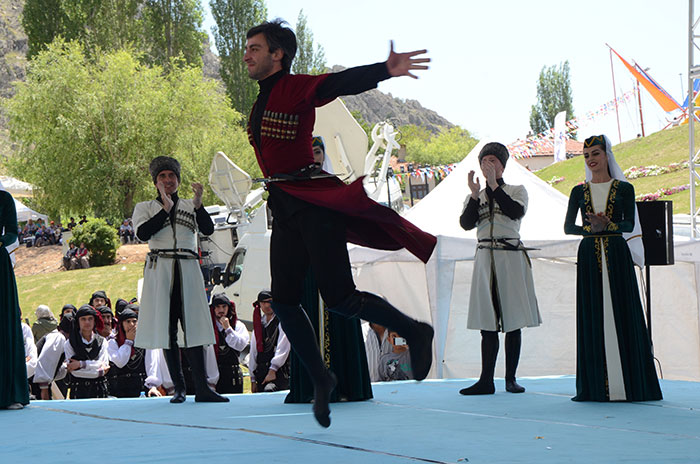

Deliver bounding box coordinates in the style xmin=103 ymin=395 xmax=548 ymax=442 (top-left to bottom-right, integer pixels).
xmin=244 ymin=19 xmax=436 ymax=427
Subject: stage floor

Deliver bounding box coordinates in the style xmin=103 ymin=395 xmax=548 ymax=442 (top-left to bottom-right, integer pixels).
xmin=2 ymin=376 xmax=699 ymax=463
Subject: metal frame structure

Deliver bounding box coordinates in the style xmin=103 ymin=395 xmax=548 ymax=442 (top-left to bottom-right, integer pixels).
xmin=688 ymin=1 xmax=700 ymax=238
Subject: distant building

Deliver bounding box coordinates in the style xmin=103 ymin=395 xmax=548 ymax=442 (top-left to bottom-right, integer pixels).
xmin=513 ymin=139 xmax=583 ymax=171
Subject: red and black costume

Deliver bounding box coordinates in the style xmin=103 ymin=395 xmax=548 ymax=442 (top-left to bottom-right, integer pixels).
xmin=248 ymin=62 xmax=435 ymax=427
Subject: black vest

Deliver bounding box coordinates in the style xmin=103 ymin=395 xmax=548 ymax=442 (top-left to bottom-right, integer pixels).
xmin=216 ymin=326 xmax=240 ymax=367
xmin=254 ymin=317 xmax=289 ymax=382
xmin=109 ymin=346 xmax=147 ymax=377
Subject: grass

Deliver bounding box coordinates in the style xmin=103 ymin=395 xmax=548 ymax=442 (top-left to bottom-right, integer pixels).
xmin=16 ymin=262 xmax=143 ymax=325
xmin=535 ymin=124 xmax=700 ymax=215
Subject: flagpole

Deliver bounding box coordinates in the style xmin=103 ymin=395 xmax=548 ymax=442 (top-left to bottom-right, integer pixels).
xmin=637 ymin=79 xmax=645 ymax=137
xmin=607 ymin=46 xmax=623 ymax=144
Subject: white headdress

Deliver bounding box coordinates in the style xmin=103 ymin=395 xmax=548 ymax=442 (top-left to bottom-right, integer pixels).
xmin=585 ymin=135 xmax=644 ymax=267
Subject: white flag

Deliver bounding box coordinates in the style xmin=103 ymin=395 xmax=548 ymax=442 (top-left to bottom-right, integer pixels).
xmin=553 ymin=111 xmax=567 ymax=163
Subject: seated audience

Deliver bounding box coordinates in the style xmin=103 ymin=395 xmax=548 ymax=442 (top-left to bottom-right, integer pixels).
xmin=63 ymin=243 xmax=78 ymax=270
xmin=72 ymin=242 xmax=90 ymax=269
xmin=118 ymin=219 xmax=135 ymax=244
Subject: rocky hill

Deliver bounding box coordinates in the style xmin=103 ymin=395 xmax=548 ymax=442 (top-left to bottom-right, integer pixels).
xmin=329 ymin=65 xmax=453 ymax=134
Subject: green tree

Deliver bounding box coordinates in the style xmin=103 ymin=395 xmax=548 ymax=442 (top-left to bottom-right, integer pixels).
xmin=22 ymin=0 xmax=143 ymax=60
xmin=529 ymin=60 xmax=574 ymax=135
xmin=398 ymin=124 xmax=432 ymax=164
xmin=4 ymin=40 xmax=257 ymax=221
xmin=426 ymin=127 xmax=478 ymax=164
xmin=142 ymin=0 xmax=207 ymax=68
xmin=210 ymin=0 xmax=267 ymax=119
xmin=291 ymin=9 xmax=326 ymax=75
xmin=400 ymin=125 xmax=477 ymax=165
xmin=23 ymin=0 xmax=77 ymax=59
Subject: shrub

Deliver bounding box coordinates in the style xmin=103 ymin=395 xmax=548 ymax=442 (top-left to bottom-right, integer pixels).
xmin=70 ymin=218 xmax=120 ymax=267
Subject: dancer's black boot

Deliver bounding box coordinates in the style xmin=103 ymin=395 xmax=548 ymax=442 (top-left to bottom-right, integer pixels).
xmin=163 ymin=347 xmax=187 ymax=403
xmin=185 ymin=346 xmax=229 ymax=402
xmin=460 ymin=330 xmax=498 ymax=395
xmin=330 ymin=291 xmax=434 ymax=381
xmin=505 ymin=329 xmax=525 ymax=393
xmin=272 ymin=302 xmax=336 ymax=427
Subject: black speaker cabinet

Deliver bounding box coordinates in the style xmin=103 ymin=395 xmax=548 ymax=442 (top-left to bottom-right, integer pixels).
xmin=635 ymin=201 xmax=674 ymax=266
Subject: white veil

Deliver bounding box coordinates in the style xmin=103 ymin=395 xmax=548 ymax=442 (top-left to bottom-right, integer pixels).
xmin=584 ymin=135 xmax=645 ymax=267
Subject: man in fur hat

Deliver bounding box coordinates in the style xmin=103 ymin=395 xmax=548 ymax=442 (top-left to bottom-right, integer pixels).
xmin=458 ymin=142 xmax=541 ymax=396
xmin=132 ymin=156 xmax=227 ymax=403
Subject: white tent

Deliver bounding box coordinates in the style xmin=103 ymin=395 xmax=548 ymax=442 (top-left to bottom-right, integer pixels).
xmin=14 ymin=197 xmax=48 ymax=223
xmin=349 ymin=141 xmax=700 ymax=381
xmin=0 ymin=176 xmax=34 ymax=198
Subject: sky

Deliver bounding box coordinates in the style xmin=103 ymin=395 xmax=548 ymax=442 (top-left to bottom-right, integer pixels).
xmin=202 ymin=0 xmax=689 ymax=146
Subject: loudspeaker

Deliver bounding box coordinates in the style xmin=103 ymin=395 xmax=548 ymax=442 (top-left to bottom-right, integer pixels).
xmin=635 ymin=201 xmax=674 ymax=266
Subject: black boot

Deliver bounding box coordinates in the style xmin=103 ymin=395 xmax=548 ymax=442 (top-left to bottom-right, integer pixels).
xmin=163 ymin=347 xmax=187 ymax=403
xmin=272 ymin=302 xmax=336 ymax=427
xmin=460 ymin=331 xmax=498 ymax=395
xmin=184 ymin=346 xmax=229 ymax=402
xmin=330 ymin=291 xmax=434 ymax=381
xmin=505 ymin=329 xmax=525 ymax=393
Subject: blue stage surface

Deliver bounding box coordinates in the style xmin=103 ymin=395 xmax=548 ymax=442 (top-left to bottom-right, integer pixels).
xmin=2 ymin=377 xmax=699 ymax=463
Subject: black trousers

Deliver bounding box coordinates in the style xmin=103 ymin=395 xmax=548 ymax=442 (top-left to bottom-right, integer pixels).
xmin=270 ymin=205 xmax=356 ymax=307
xmin=67 ymin=375 xmax=109 ymax=399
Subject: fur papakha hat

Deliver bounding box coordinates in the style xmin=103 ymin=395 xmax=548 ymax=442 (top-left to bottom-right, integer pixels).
xmin=149 ymin=156 xmax=181 ymax=184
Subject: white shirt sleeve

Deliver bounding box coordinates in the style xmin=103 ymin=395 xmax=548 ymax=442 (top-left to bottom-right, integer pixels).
xmin=205 ymin=345 xmax=220 ymax=386
xmin=144 ymin=349 xmax=160 ymax=389
xmin=248 ymin=332 xmax=258 ymax=376
xmin=156 ymin=349 xmax=173 ymax=390
xmin=34 ymin=332 xmax=65 ymax=385
xmin=224 ymin=321 xmax=250 ymax=352
xmin=269 ymin=326 xmax=291 ymax=372
xmin=22 ymin=323 xmax=38 ymax=378
xmin=108 ymin=339 xmax=134 ymax=368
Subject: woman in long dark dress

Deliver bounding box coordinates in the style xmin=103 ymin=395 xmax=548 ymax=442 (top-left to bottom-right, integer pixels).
xmin=0 ymin=187 xmax=30 ymax=409
xmin=284 ymin=136 xmax=373 ymax=404
xmin=564 ymin=134 xmax=661 ymax=402
xmin=285 ymin=271 xmax=373 ymax=404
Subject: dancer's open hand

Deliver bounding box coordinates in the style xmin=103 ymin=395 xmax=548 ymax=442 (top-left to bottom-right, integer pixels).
xmin=157 ymin=181 xmax=174 ymax=212
xmin=386 ymin=41 xmax=430 ymax=79
xmin=586 ymin=212 xmax=610 ymax=233
xmin=192 ymin=182 xmax=204 ymax=209
xmin=468 ymin=171 xmax=481 ymax=199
